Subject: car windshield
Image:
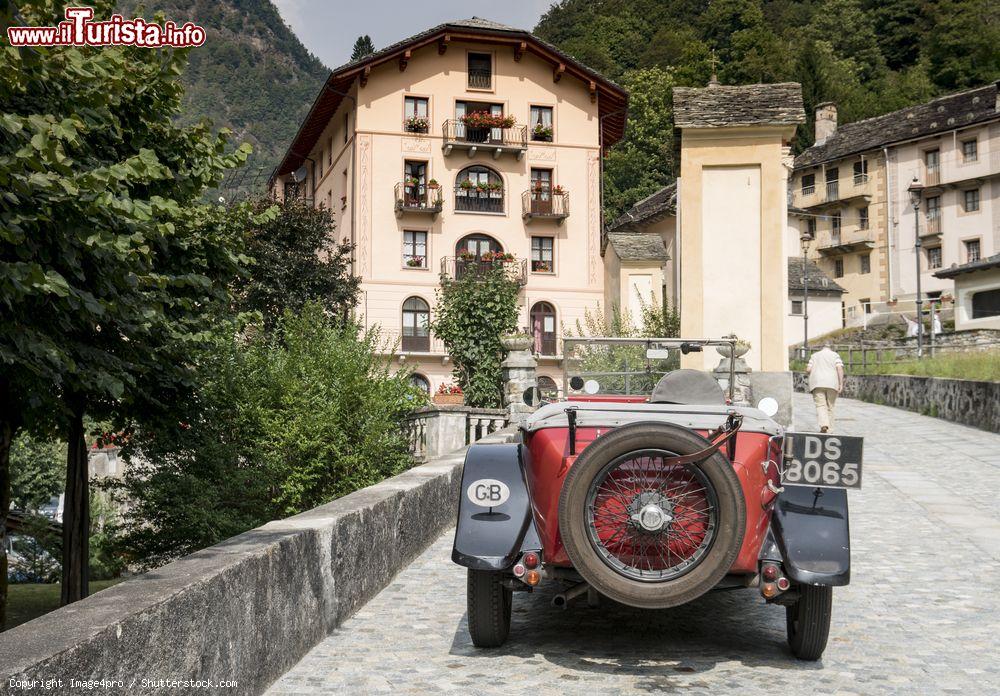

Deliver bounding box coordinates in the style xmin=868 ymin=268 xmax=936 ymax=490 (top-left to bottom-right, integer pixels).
xmin=561 ymin=337 xmax=737 ymax=399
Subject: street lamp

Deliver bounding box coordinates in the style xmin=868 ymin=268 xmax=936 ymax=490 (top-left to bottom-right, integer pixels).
xmin=800 ymin=232 xmax=813 ymax=359
xmin=908 ymin=177 xmax=925 ymax=358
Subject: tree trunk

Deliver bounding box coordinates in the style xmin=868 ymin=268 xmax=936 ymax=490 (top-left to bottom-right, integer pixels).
xmin=61 ymin=404 xmax=89 ymax=605
xmin=0 ymin=417 xmax=13 ymax=629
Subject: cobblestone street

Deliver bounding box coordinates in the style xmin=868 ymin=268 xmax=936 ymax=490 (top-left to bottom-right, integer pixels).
xmin=268 ymin=394 xmax=1000 ymax=695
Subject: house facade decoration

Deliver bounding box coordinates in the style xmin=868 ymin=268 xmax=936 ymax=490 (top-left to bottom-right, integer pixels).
xmin=269 ymin=18 xmax=627 ymax=395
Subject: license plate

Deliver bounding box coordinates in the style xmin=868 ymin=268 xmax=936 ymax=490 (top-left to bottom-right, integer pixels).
xmin=782 ymin=433 xmax=863 ymax=489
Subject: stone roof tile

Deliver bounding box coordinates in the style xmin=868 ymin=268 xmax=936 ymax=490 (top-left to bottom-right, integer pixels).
xmin=788 ymin=257 xmax=845 ymax=296
xmin=606 ymin=183 xmax=677 ymax=232
xmin=673 ymin=83 xmax=805 ymax=129
xmin=608 ymin=232 xmax=670 ymax=261
xmin=933 ymin=253 xmax=1000 ymax=279
xmin=795 ymin=82 xmax=1000 ymax=169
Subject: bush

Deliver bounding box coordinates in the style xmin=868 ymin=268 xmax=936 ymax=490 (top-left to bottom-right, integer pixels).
xmin=110 ymin=304 xmax=424 ymax=568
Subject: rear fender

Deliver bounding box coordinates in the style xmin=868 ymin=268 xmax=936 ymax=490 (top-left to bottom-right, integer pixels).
xmin=452 ymin=443 xmax=540 ymax=571
xmin=764 ymin=485 xmax=851 ymax=586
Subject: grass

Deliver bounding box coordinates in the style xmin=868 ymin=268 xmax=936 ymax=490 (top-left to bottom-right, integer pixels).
xmin=794 ymin=349 xmax=1000 ymax=382
xmin=3 ymin=579 xmax=124 ymax=632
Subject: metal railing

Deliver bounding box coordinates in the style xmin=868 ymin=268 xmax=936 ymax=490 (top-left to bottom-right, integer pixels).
xmin=925 ymin=166 xmax=941 ymax=186
xmin=401 ymin=333 xmax=430 ymax=352
xmin=454 ymin=186 xmax=504 ymax=213
xmin=440 ymin=256 xmax=527 ymax=286
xmin=442 ymin=119 xmax=528 ymax=151
xmin=394 ymin=182 xmax=443 ymax=213
xmin=534 ymin=336 xmax=558 ymax=356
xmin=522 ymin=190 xmax=569 ymax=219
xmin=825 ymin=180 xmax=839 ymax=199
xmin=467 ymin=68 xmax=492 ymax=89
xmin=924 ymin=214 xmax=942 ymax=236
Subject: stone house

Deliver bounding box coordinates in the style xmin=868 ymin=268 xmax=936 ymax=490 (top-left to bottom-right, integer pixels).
xmin=790 ymin=82 xmax=1000 ymax=327
xmin=934 ymin=253 xmax=1000 ymax=330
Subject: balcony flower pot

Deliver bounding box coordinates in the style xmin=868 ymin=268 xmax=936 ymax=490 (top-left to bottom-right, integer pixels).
xmin=433 ymin=393 xmax=465 ymax=406
xmin=716 ymin=337 xmax=751 ymax=359
xmin=501 ymin=334 xmax=532 ymax=351
xmin=428 ymin=180 xmax=439 ymax=189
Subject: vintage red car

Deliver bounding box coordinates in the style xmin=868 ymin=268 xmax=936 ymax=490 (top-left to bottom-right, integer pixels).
xmin=453 ymin=337 xmax=862 ymax=660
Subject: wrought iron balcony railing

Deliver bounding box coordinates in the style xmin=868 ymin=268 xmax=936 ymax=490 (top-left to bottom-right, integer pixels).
xmin=522 ymin=190 xmax=569 ymax=222
xmin=394 ymin=182 xmax=443 ymax=217
xmin=441 ymin=120 xmax=528 ymax=158
xmin=440 ymin=256 xmax=527 ymax=286
xmin=454 ymin=186 xmax=504 ymax=214
xmin=467 ymin=68 xmax=492 ymax=90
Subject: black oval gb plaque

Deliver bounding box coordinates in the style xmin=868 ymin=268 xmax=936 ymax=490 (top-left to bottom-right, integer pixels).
xmin=782 ymin=433 xmax=864 ymax=489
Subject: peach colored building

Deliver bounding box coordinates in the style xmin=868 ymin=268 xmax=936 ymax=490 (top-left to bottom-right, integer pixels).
xmin=269 ymin=18 xmax=627 ymax=395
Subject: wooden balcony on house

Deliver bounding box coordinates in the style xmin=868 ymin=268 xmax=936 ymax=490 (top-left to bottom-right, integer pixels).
xmin=522 ymin=190 xmax=569 ymax=223
xmin=441 ymin=119 xmax=527 ymax=159
xmin=394 ymin=182 xmax=442 ymax=217
xmin=439 ymin=256 xmax=527 ymax=286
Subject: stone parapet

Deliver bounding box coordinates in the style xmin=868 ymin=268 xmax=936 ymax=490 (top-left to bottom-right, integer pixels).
xmin=0 ymin=429 xmax=514 ymax=695
xmin=793 ymin=372 xmax=999 ymax=433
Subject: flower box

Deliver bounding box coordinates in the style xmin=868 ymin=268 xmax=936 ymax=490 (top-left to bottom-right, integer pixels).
xmin=433 ymin=393 xmax=465 ymax=405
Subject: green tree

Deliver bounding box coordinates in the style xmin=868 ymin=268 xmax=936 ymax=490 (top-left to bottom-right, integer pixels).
xmin=430 ymin=265 xmax=521 ymax=408
xmin=10 ymin=434 xmax=65 ymax=512
xmin=232 ymin=198 xmax=359 ymax=330
xmin=111 ymin=305 xmax=421 ymax=566
xmin=603 ymin=67 xmax=676 ymax=221
xmin=1 ymin=0 xmax=250 ymax=610
xmin=807 ymin=0 xmax=887 ymax=82
xmin=351 ymin=35 xmax=376 ymax=61
xmin=923 ymin=0 xmax=1000 ymax=90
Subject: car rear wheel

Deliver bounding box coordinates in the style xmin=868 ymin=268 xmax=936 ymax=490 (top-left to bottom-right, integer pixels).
xmin=786 ymin=584 xmax=832 ymax=660
xmin=558 ymin=422 xmax=746 ymax=609
xmin=467 ymin=569 xmax=512 ymax=648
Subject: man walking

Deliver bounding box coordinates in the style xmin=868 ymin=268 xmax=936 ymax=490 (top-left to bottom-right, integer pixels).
xmin=807 ymin=343 xmax=844 ymax=433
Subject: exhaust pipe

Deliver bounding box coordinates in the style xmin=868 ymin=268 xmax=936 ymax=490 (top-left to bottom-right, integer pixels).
xmin=551 ymin=581 xmax=589 ymax=609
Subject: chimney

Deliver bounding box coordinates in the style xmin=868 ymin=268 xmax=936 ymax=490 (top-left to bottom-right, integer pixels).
xmin=814 ymin=102 xmax=838 ymax=144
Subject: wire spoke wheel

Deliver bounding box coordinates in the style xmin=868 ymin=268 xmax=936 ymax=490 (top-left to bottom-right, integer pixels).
xmin=585 ymin=449 xmax=719 ymax=582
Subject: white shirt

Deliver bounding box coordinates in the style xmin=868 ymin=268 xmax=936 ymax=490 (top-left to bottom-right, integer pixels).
xmin=807 ymin=348 xmax=843 ymax=392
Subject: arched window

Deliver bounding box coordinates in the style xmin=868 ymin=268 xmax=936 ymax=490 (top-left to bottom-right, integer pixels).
xmin=455 ymin=233 xmax=502 ymax=258
xmin=455 ymin=165 xmax=504 ymax=213
xmin=537 ymin=375 xmax=558 ymax=400
xmin=402 ymin=297 xmax=430 ymax=352
xmin=530 ymin=302 xmax=557 ymax=355
xmin=410 ymin=373 xmax=431 ymax=393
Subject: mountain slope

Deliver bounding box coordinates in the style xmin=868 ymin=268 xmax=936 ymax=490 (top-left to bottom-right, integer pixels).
xmin=118 ymin=0 xmax=329 ymax=186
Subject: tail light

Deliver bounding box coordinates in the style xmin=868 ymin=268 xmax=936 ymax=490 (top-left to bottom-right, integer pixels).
xmin=523 ymin=552 xmax=540 ymax=569
xmin=525 ymin=570 xmax=540 ymax=586
xmin=761 ymin=582 xmax=778 ymax=598
xmin=512 ymin=563 xmax=526 ymax=578
xmin=777 ymin=577 xmax=790 ymax=591
xmin=761 ymin=563 xmax=779 ymax=581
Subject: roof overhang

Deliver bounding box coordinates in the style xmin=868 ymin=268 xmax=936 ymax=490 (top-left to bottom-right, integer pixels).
xmin=270 ymin=24 xmax=629 ymax=182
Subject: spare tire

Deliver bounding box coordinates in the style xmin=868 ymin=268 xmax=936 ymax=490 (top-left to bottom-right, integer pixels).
xmin=558 ymin=422 xmax=745 ymax=609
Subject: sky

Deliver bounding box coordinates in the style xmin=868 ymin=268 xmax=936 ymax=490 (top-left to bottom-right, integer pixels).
xmin=273 ymin=0 xmax=554 ymax=69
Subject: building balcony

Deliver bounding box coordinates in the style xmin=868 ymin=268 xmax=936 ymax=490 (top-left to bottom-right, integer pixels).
xmin=440 ymin=256 xmax=527 ymax=286
xmin=441 ymin=119 xmax=527 ymax=160
xmin=797 ymin=175 xmax=872 ymax=209
xmin=817 ymin=229 xmax=876 ymax=255
xmin=522 ymin=189 xmax=569 ymax=223
xmin=924 ymin=166 xmax=941 ymax=188
xmin=454 ymin=186 xmax=504 ymax=214
xmin=394 ymin=183 xmax=442 ymax=218
xmin=921 ymin=214 xmax=942 ymax=238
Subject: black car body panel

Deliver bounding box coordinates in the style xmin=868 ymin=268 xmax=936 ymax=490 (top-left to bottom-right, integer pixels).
xmin=767 ymin=484 xmax=851 ymax=586
xmin=452 ymin=443 xmax=539 ymax=571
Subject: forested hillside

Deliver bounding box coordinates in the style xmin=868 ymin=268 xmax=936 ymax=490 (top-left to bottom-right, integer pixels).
xmin=533 ymin=0 xmax=1000 ymax=218
xmin=118 ymin=0 xmax=329 ymax=187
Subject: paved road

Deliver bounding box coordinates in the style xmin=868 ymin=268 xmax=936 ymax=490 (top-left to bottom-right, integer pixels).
xmin=268 ymin=394 xmax=1000 ymax=695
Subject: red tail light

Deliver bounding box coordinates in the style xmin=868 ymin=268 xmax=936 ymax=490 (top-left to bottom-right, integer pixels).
xmin=523 ymin=552 xmax=540 ymax=569
xmin=762 ymin=564 xmax=779 ymax=581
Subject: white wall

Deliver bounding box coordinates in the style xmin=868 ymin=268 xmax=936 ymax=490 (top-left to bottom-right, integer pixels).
xmin=785 ymin=294 xmax=843 ymax=348
xmin=953 ymin=268 xmax=1000 ymax=330
xmin=700 ymin=165 xmax=762 ymax=368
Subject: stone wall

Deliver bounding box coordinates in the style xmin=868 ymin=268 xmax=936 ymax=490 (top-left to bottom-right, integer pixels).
xmin=793 ymin=372 xmax=999 ymax=433
xmin=0 ymin=429 xmax=514 ymax=695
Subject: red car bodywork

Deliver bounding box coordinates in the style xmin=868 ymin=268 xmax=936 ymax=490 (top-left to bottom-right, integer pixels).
xmin=524 ymin=417 xmax=782 ymax=574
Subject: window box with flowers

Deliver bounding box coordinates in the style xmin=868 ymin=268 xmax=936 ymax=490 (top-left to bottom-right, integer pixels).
xmin=405 ymin=256 xmax=425 ymax=268
xmin=404 ymin=116 xmax=429 ymax=134
xmin=433 ymin=383 xmax=464 ymax=405
xmin=532 ymin=124 xmax=553 ymax=142
xmin=532 ymin=260 xmax=552 ymax=273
